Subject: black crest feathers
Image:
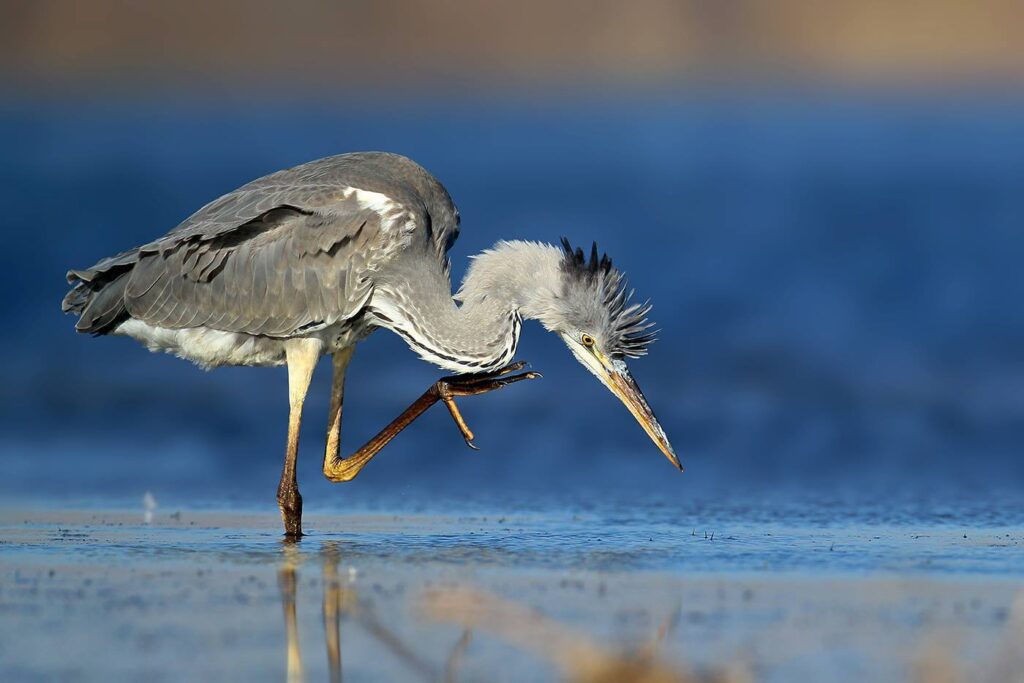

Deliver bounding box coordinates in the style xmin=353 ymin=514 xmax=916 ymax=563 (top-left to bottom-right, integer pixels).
xmin=560 ymin=237 xmax=614 ymax=281
xmin=558 ymin=237 xmax=657 ymax=358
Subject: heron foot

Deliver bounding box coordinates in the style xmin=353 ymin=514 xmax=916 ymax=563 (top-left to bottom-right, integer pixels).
xmin=434 ymin=362 xmax=542 ymax=450
xmin=277 ymin=484 xmax=303 ymax=538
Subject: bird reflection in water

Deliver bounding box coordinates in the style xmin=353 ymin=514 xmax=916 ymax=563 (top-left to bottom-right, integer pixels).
xmin=277 ymin=541 xmax=469 ymax=683
xmin=276 ymin=549 xmax=1023 ymax=683
xmin=277 ymin=543 xmax=306 ymax=683
xmin=420 ymin=588 xmax=746 ymax=683
xmin=276 ymin=543 xmax=739 ymax=682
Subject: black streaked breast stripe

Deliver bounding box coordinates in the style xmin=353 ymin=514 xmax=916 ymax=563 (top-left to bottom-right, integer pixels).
xmin=368 ymin=305 xmax=521 ymax=372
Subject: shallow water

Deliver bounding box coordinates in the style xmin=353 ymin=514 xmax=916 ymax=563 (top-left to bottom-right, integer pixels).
xmin=2 ymin=497 xmax=1023 ymax=682
xmin=15 ymin=495 xmax=1024 ymax=576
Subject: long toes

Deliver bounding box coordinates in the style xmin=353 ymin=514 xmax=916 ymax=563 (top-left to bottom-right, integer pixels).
xmin=495 ymin=361 xmax=528 ymax=376
xmin=467 ymin=370 xmax=541 ymax=390
xmin=445 ymin=361 xmax=529 ymax=386
xmin=497 ymin=371 xmax=541 ymax=385
xmin=442 ymin=370 xmax=542 ymax=396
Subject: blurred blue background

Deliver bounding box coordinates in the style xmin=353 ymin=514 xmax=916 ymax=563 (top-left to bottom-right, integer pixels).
xmin=1 ymin=2 xmax=1022 ymax=512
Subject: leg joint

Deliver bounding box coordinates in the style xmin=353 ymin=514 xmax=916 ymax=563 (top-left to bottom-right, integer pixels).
xmin=323 ymin=462 xmax=360 ymax=483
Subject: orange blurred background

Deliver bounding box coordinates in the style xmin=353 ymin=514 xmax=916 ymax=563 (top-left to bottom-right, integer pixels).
xmin=3 ymin=0 xmax=1022 ymax=93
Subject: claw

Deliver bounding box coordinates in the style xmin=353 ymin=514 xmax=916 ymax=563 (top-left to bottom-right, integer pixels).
xmin=492 ymin=371 xmax=540 ymax=387
xmin=496 ymin=361 xmax=528 ymax=375
xmin=434 ymin=364 xmax=541 ymax=454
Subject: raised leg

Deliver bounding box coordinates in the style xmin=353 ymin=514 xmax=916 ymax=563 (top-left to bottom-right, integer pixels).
xmin=278 ymin=338 xmax=323 ymax=537
xmin=323 ymin=357 xmax=540 ymax=483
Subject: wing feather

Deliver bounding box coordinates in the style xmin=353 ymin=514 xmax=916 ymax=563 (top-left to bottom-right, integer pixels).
xmin=66 ymin=153 xmax=458 ymax=337
xmin=124 ymin=202 xmax=389 ymax=337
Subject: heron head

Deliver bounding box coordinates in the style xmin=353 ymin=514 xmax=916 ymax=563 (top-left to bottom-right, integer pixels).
xmin=547 ymin=238 xmax=680 ymax=471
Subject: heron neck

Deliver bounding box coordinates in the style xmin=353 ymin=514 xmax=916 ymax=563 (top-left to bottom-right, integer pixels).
xmin=371 ymin=241 xmax=563 ymax=374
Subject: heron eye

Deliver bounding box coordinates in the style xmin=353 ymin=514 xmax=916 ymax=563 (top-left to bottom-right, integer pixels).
xmin=580 ymin=333 xmax=595 ymax=348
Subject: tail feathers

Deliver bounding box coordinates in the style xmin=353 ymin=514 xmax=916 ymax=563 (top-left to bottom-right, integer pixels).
xmin=64 ymin=270 xmax=131 ymax=335
xmin=61 ymin=280 xmax=90 ymax=314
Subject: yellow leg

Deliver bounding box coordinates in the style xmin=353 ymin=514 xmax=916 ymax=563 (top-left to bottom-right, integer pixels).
xmin=323 ymin=347 xmax=355 ymax=476
xmin=278 ymin=338 xmax=322 ymax=537
xmin=322 ymin=358 xmax=540 ymax=483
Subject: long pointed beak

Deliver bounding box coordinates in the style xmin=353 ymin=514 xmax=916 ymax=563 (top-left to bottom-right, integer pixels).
xmin=604 ymin=363 xmax=682 ymax=471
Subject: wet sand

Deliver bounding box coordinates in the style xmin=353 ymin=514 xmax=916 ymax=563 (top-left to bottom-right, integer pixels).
xmin=1 ymin=508 xmax=1023 ymax=682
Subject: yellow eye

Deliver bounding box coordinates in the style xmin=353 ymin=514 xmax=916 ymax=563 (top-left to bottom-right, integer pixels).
xmin=580 ymin=333 xmax=595 ymax=348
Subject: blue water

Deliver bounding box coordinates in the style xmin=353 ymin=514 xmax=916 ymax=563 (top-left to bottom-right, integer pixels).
xmin=5 ymin=491 xmax=1024 ymax=577
xmin=5 ymin=500 xmax=1021 ymax=683
xmin=1 ymin=92 xmax=1022 ymax=515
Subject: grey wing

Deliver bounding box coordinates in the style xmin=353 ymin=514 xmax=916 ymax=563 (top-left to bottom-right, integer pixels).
xmin=158 ymin=163 xmax=352 ymax=245
xmin=123 ymin=201 xmax=398 ymax=337
xmin=65 ymin=153 xmax=453 ymax=335
xmin=69 ymin=162 xmax=355 ymax=285
xmin=157 ymin=153 xmax=459 ymax=272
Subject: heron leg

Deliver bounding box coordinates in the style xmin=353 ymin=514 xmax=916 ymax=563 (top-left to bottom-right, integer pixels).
xmin=322 ymin=360 xmax=540 ymax=483
xmin=324 ymin=347 xmax=355 ymax=474
xmin=278 ymin=338 xmax=323 ymax=537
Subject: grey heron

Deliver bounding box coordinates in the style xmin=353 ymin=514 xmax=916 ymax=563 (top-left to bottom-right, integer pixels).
xmin=63 ymin=152 xmax=678 ymax=537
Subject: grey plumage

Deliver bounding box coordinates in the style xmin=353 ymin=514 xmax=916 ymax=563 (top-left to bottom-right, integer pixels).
xmin=123 ymin=204 xmax=380 ymax=337
xmin=63 ymin=150 xmax=661 ymax=377
xmin=62 ymin=150 xmax=680 ymax=532
xmin=64 ymin=152 xmax=459 ymax=338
